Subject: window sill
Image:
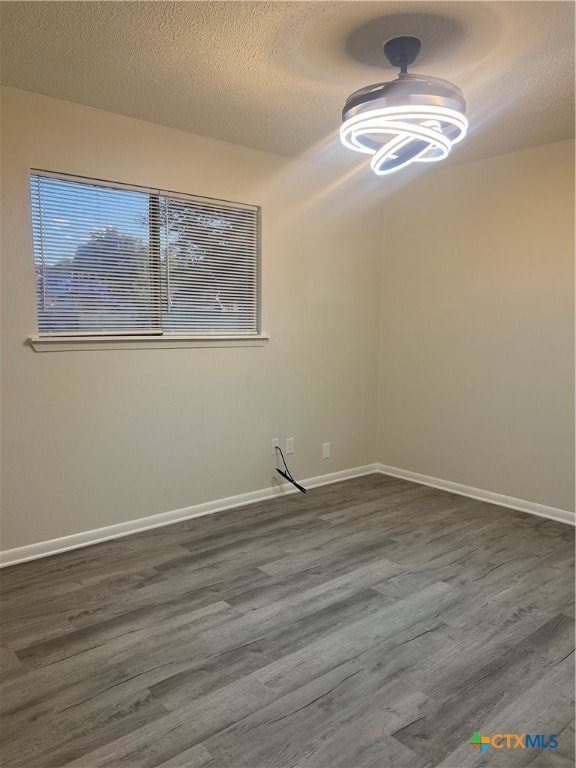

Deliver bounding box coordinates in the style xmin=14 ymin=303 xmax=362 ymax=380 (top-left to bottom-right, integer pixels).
xmin=28 ymin=334 xmax=271 ymax=352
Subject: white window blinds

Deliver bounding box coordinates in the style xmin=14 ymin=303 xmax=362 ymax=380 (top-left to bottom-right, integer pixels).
xmin=30 ymin=172 xmax=260 ymax=336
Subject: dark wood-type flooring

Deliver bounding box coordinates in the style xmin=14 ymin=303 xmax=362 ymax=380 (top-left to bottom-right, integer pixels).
xmin=0 ymin=474 xmax=574 ymax=768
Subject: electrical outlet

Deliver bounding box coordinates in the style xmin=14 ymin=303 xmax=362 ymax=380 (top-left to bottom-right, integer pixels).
xmin=286 ymin=437 xmax=294 ymax=455
xmin=271 ymin=438 xmax=280 ymax=455
xmin=322 ymin=442 xmax=331 ymax=459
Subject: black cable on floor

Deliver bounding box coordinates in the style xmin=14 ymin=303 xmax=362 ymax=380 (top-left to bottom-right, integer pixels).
xmin=275 ymin=446 xmax=307 ymax=493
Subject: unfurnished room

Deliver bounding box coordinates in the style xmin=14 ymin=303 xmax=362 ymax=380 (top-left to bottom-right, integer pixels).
xmin=0 ymin=2 xmax=574 ymax=767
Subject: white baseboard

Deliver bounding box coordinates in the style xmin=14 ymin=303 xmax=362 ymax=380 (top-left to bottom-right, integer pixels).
xmin=0 ymin=464 xmax=379 ymax=567
xmin=376 ymin=463 xmax=575 ymax=526
xmin=2 ymin=461 xmax=573 ymax=568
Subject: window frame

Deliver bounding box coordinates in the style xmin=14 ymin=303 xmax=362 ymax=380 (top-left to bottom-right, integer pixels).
xmin=27 ymin=170 xmax=268 ymax=351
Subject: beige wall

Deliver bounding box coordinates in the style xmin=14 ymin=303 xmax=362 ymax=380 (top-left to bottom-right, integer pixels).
xmin=378 ymin=140 xmax=575 ymax=511
xmin=0 ymin=87 xmax=383 ymax=550
xmin=1 ymin=87 xmax=573 ymax=553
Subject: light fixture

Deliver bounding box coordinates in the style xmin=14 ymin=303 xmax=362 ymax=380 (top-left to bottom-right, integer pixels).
xmin=340 ymin=36 xmax=468 ymax=176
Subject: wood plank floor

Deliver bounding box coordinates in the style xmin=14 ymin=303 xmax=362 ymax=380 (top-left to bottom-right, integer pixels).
xmin=0 ymin=474 xmax=574 ymax=768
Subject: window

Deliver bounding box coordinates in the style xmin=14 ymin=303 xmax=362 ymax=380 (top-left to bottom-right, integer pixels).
xmin=30 ymin=172 xmax=261 ymax=341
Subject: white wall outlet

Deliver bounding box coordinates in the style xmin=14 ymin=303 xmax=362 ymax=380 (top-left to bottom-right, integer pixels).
xmin=271 ymin=438 xmax=280 ymax=455
xmin=286 ymin=437 xmax=294 ymax=455
xmin=322 ymin=442 xmax=331 ymax=459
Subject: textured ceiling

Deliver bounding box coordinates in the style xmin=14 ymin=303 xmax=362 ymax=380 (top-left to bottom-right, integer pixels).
xmin=1 ymin=1 xmax=574 ymax=165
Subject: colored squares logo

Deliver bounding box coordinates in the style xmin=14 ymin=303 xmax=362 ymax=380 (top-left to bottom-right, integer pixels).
xmin=469 ymin=732 xmax=491 ymax=753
